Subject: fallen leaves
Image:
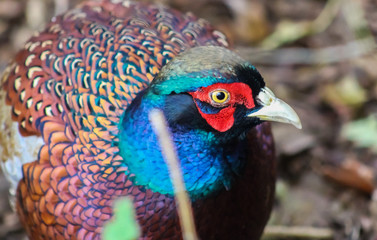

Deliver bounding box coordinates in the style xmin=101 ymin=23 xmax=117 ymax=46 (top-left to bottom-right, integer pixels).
xmin=321 ymin=157 xmax=375 ymax=194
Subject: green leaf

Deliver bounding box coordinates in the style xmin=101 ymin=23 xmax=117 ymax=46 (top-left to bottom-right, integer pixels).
xmin=323 ymin=74 xmax=367 ymax=108
xmin=103 ymin=198 xmax=140 ymax=240
xmin=342 ymin=115 xmax=377 ymax=152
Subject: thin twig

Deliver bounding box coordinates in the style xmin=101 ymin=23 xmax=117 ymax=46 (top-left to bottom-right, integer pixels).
xmin=262 ymin=226 xmax=334 ymax=239
xmin=236 ymin=37 xmax=376 ymax=65
xmin=261 ymin=0 xmax=343 ymax=49
xmin=149 ymin=109 xmax=198 ymax=240
xmin=26 ymin=0 xmax=46 ymax=30
xmin=341 ymin=0 xmax=373 ymax=40
xmin=250 ymin=0 xmax=377 ymax=65
xmin=54 ymin=0 xmax=69 ymax=16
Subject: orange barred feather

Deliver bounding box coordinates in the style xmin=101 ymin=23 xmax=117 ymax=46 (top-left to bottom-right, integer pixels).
xmin=1 ymin=1 xmax=276 ymax=240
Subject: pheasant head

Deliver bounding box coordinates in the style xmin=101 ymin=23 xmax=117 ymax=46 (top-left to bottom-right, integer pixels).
xmin=118 ymin=46 xmax=301 ymax=198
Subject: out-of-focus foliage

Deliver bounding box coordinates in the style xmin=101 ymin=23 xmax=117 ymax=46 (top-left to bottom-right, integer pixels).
xmin=322 ymin=74 xmax=367 ymax=109
xmin=342 ymin=115 xmax=377 ymax=153
xmin=103 ymin=198 xmax=140 ymax=240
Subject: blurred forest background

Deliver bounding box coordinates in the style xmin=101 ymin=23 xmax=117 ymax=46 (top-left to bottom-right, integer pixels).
xmin=1 ymin=0 xmax=377 ymax=239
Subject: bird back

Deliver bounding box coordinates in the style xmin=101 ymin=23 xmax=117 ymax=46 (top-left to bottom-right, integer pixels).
xmin=0 ymin=1 xmax=228 ymax=239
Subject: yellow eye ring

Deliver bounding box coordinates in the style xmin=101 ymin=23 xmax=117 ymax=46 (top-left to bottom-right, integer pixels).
xmin=210 ymin=89 xmax=230 ymax=105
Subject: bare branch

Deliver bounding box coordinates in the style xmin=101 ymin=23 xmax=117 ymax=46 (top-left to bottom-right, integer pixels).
xmin=149 ymin=109 xmax=198 ymax=240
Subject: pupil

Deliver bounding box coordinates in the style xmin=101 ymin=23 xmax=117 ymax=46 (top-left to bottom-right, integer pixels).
xmin=216 ymin=92 xmax=225 ymax=100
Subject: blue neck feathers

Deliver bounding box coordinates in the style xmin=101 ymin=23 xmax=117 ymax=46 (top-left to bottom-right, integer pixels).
xmin=118 ymin=90 xmax=246 ymax=199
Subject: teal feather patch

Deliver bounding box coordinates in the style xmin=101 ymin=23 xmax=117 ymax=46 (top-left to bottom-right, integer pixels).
xmin=118 ymin=91 xmax=243 ymax=199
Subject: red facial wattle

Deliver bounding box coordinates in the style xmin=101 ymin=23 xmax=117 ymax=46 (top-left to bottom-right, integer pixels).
xmin=189 ymin=82 xmax=255 ymax=132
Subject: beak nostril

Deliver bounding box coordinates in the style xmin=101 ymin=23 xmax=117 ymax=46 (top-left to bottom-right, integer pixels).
xmin=248 ymin=87 xmax=302 ymax=129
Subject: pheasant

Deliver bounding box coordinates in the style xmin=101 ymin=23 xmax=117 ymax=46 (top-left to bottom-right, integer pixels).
xmin=0 ymin=1 xmax=301 ymax=239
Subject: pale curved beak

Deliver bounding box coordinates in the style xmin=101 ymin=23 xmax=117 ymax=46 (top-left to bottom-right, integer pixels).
xmin=247 ymin=87 xmax=302 ymax=129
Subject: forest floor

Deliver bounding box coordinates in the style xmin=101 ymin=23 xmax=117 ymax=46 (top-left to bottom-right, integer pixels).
xmin=1 ymin=0 xmax=377 ymax=239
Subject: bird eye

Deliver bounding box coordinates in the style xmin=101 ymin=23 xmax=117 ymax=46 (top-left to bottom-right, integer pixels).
xmin=210 ymin=89 xmax=230 ymax=105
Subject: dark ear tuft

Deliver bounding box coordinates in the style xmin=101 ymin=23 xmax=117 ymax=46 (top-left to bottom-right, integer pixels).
xmin=234 ymin=65 xmax=265 ymax=99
